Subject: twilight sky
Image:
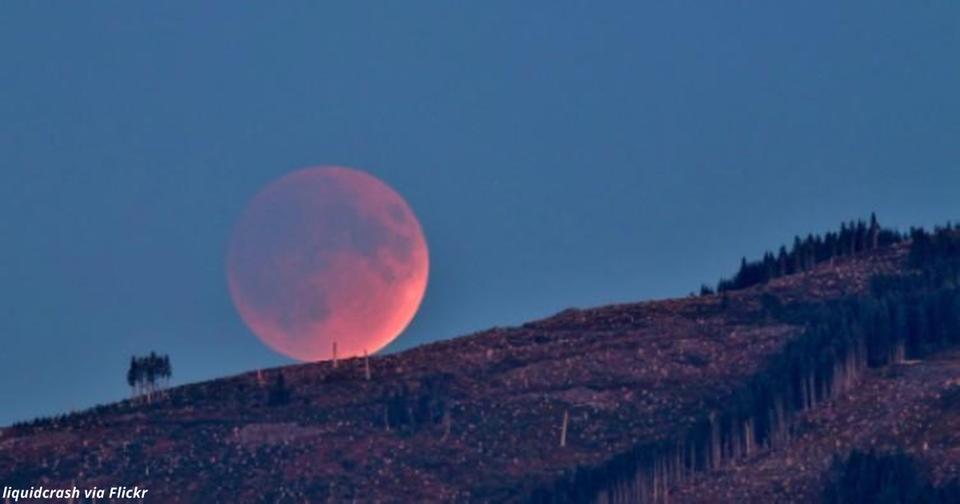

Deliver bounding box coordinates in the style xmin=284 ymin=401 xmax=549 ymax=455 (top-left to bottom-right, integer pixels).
xmin=1 ymin=2 xmax=958 ymax=425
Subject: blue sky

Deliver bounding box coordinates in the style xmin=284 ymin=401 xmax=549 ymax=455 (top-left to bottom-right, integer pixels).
xmin=1 ymin=2 xmax=958 ymax=424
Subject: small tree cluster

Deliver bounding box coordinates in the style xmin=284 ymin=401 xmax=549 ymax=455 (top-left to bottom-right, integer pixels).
xmin=715 ymin=214 xmax=903 ymax=293
xmin=126 ymin=352 xmax=172 ymax=400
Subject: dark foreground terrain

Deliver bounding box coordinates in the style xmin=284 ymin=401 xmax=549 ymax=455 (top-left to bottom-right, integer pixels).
xmin=2 ymin=221 xmax=959 ymax=503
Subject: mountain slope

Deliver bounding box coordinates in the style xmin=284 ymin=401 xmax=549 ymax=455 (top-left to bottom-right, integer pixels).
xmin=2 ymin=227 xmax=958 ymax=503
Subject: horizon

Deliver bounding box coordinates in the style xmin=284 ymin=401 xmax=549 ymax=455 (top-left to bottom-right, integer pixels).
xmin=2 ymin=214 xmax=949 ymax=427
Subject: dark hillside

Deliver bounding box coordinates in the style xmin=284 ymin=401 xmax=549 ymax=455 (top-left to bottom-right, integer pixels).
xmin=1 ymin=221 xmax=958 ymax=503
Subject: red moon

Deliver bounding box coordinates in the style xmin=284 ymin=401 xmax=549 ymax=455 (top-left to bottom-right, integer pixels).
xmin=226 ymin=166 xmax=429 ymax=362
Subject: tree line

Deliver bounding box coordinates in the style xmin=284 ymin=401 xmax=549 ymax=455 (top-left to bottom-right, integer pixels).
xmin=704 ymin=214 xmax=904 ymax=295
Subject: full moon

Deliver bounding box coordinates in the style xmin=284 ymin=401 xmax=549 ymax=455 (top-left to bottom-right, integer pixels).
xmin=226 ymin=166 xmax=429 ymax=362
